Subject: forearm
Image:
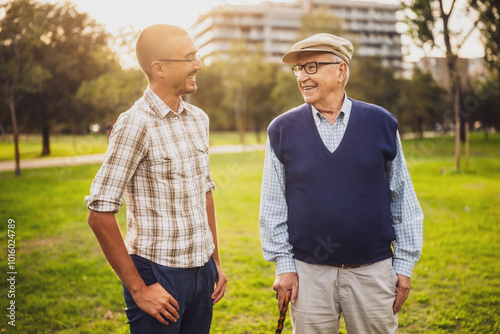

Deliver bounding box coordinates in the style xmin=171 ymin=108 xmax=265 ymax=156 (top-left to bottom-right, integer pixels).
xmin=259 ymin=139 xmax=296 ymax=275
xmin=389 ymin=132 xmax=424 ymax=278
xmin=206 ymin=191 xmax=220 ymax=266
xmin=87 ymin=210 xmax=145 ymax=294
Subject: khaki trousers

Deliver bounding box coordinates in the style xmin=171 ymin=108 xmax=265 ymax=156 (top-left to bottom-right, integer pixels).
xmin=291 ymin=258 xmax=398 ymax=334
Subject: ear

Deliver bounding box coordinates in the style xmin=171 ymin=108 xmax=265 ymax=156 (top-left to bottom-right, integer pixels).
xmin=150 ymin=61 xmax=166 ymax=78
xmin=338 ymin=63 xmax=346 ymax=83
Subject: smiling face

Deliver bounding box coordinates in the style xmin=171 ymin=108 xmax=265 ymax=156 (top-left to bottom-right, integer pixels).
xmin=295 ymin=51 xmax=346 ymax=110
xmin=159 ymin=34 xmax=204 ymax=96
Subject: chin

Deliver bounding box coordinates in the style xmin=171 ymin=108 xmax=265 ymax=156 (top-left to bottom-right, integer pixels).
xmin=182 ymin=86 xmax=198 ymax=96
xmin=302 ymin=96 xmax=317 ymax=105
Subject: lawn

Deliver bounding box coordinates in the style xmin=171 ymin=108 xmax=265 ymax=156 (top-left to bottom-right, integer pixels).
xmin=0 ymin=132 xmax=263 ymax=161
xmin=0 ymin=133 xmax=499 ymax=333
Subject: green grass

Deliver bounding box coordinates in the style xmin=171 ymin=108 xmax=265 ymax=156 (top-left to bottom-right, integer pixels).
xmin=0 ymin=133 xmax=499 ymax=333
xmin=0 ymin=134 xmax=111 ymax=161
xmin=0 ymin=132 xmax=263 ymax=161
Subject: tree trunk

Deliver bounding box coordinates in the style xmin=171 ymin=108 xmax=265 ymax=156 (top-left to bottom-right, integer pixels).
xmin=41 ymin=107 xmax=51 ymax=156
xmin=255 ymin=128 xmax=261 ymax=144
xmin=0 ymin=121 xmax=7 ymax=141
xmin=440 ymin=0 xmax=461 ymax=171
xmin=453 ymin=80 xmax=461 ymax=171
xmin=7 ymin=94 xmax=21 ymax=177
xmin=465 ymin=121 xmax=470 ymax=170
xmin=234 ymin=85 xmax=246 ymax=145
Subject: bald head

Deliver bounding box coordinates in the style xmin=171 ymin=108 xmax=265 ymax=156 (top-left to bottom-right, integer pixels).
xmin=136 ymin=24 xmax=188 ymax=79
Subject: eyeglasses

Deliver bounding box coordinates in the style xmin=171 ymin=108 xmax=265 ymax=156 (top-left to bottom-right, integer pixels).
xmin=291 ymin=61 xmax=341 ymax=77
xmin=156 ymin=53 xmax=201 ymax=63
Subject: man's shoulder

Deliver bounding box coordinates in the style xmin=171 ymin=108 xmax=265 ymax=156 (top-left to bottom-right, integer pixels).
xmin=350 ymin=98 xmax=396 ymax=122
xmin=184 ymin=102 xmax=209 ymax=120
xmin=111 ymin=98 xmax=153 ymax=135
xmin=116 ymin=99 xmax=150 ymax=124
xmin=268 ymin=104 xmax=310 ymax=131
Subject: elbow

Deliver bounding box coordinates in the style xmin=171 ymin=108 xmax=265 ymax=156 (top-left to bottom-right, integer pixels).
xmin=87 ymin=210 xmax=115 ymax=229
xmin=87 ymin=210 xmax=114 ymax=231
xmin=87 ymin=210 xmax=99 ymax=230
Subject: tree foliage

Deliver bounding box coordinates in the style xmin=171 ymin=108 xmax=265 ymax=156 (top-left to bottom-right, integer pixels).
xmin=76 ymin=68 xmax=147 ymax=127
xmin=469 ymin=0 xmax=500 ymax=73
xmin=465 ymin=71 xmax=500 ymax=139
xmin=0 ymin=0 xmax=53 ymax=175
xmin=399 ymin=69 xmax=449 ymax=139
xmin=0 ymin=0 xmax=116 ymax=164
xmin=403 ymin=0 xmax=478 ymax=170
xmin=348 ymin=56 xmax=402 ymax=116
xmin=192 ymin=41 xmax=279 ymax=143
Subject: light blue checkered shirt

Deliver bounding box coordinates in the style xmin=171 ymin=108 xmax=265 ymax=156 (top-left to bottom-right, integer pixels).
xmin=259 ymin=95 xmax=424 ymax=278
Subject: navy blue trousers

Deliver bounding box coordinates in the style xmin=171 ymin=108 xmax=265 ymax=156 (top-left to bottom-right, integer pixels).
xmin=123 ymin=255 xmax=217 ymax=334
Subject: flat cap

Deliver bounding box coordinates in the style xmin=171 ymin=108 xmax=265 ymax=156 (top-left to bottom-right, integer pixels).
xmin=282 ymin=33 xmax=354 ymax=64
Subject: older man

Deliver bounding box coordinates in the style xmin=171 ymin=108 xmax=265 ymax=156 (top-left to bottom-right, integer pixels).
xmin=85 ymin=24 xmax=226 ymax=334
xmin=259 ymin=33 xmax=423 ymax=333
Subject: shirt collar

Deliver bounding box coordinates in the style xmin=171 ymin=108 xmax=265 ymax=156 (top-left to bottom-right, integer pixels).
xmin=144 ymin=87 xmax=190 ymax=118
xmin=311 ymin=92 xmax=352 ymax=127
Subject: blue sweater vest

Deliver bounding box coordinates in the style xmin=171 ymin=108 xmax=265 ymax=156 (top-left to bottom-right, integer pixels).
xmin=268 ymin=99 xmax=398 ymax=265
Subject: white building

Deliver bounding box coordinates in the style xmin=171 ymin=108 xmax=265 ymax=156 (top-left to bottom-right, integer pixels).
xmin=190 ymin=0 xmax=403 ymax=69
xmin=415 ymin=57 xmax=487 ymax=90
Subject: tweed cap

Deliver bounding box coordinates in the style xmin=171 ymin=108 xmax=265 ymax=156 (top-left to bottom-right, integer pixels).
xmin=282 ymin=33 xmax=354 ymax=64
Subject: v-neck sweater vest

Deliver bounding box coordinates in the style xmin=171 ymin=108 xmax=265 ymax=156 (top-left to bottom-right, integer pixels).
xmin=268 ymin=99 xmax=398 ymax=265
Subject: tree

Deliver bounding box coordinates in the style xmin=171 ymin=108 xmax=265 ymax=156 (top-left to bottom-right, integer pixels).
xmin=76 ymin=68 xmax=147 ymax=129
xmin=191 ymin=60 xmax=234 ymax=131
xmin=205 ymin=41 xmax=276 ymax=144
xmin=1 ymin=0 xmax=113 ymax=167
xmin=0 ymin=0 xmax=51 ymax=176
xmin=399 ymin=69 xmax=449 ymax=144
xmin=245 ymin=61 xmax=278 ymax=142
xmin=33 ymin=1 xmax=111 ymax=155
xmin=466 ymin=72 xmax=500 ymax=139
xmin=270 ymin=66 xmax=304 ymax=114
xmin=404 ymin=0 xmax=480 ymax=171
xmin=470 ymin=0 xmax=500 ymax=73
xmin=347 ymin=56 xmax=402 ymax=118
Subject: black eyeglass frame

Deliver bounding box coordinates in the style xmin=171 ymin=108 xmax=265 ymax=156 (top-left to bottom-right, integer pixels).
xmin=291 ymin=61 xmax=342 ymax=77
xmin=156 ymin=53 xmax=201 ymax=63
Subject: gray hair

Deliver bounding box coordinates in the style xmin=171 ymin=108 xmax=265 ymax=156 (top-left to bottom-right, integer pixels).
xmin=333 ymin=54 xmax=349 ymax=87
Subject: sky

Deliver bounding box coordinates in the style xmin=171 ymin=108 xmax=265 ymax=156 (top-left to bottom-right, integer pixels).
xmin=57 ymin=0 xmax=483 ymax=63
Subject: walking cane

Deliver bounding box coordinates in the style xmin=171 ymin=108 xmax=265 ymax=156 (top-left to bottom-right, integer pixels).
xmin=275 ymin=289 xmax=292 ymax=333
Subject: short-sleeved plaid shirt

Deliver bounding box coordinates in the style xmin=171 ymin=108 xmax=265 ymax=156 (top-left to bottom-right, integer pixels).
xmin=85 ymin=88 xmax=216 ymax=268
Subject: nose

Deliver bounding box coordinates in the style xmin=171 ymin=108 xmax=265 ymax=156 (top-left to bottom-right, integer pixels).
xmin=296 ymin=68 xmax=309 ymax=83
xmin=194 ymin=57 xmax=204 ymax=70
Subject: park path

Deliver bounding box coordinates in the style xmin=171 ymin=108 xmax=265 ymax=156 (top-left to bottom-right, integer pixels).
xmin=0 ymin=144 xmax=266 ymax=172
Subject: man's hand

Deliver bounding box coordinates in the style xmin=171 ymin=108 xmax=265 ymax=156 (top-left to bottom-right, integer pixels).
xmin=132 ymin=283 xmax=180 ymax=325
xmin=393 ymin=274 xmax=411 ymax=314
xmin=273 ymin=272 xmax=299 ymax=311
xmin=212 ymin=264 xmax=227 ymax=304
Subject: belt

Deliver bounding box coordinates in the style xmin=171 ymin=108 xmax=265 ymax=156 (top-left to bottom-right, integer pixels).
xmin=327 ymin=263 xmax=363 ymax=269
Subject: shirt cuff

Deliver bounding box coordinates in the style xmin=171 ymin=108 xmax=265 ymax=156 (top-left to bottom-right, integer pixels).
xmin=205 ymin=175 xmax=216 ymax=192
xmin=275 ymin=257 xmax=297 ymax=276
xmin=85 ymin=195 xmax=123 ymax=213
xmin=393 ymin=258 xmax=415 ymax=278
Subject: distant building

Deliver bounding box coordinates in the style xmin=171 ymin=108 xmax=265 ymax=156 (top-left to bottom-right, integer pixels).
xmin=415 ymin=57 xmax=487 ymax=89
xmin=190 ymin=0 xmax=403 ymax=69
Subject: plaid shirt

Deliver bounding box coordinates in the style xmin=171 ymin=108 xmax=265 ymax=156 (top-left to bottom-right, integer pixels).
xmin=260 ymin=95 xmax=424 ymax=278
xmin=85 ymin=88 xmax=216 ymax=268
